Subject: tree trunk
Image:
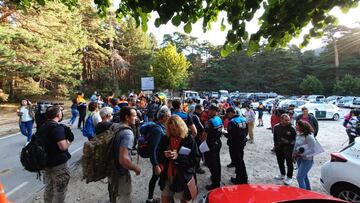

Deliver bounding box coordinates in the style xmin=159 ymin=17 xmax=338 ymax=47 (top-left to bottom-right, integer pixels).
xmin=334 ymin=39 xmax=339 ymax=82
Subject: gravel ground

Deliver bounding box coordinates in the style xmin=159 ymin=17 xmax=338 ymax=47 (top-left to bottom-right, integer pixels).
xmin=29 ymin=111 xmax=351 ymax=203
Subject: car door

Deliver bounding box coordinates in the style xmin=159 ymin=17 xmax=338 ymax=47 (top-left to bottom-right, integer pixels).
xmin=323 ymin=105 xmax=335 ymax=119
xmin=314 ymin=104 xmax=327 ymax=119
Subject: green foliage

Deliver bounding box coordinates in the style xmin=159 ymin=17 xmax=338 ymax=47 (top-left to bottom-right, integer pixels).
xmin=0 ymin=1 xmax=88 ymax=98
xmin=13 ymin=0 xmax=358 ymax=55
xmin=333 ymin=75 xmax=360 ymax=95
xmin=149 ymin=44 xmax=190 ymax=90
xmin=299 ymin=75 xmax=324 ymax=94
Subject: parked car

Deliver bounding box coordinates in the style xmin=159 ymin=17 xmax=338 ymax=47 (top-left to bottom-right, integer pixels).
xmin=199 ymin=184 xmax=348 ymax=203
xmin=279 ymin=99 xmax=306 ymax=110
xmin=321 ymin=137 xmax=360 ymax=202
xmin=337 ymin=96 xmax=357 ymax=108
xmin=288 ymin=95 xmax=299 ymax=100
xmin=350 ymin=97 xmax=360 ymax=108
xmin=211 ymin=91 xmax=219 ymax=99
xmin=326 ymin=96 xmax=343 ymax=105
xmin=295 ymin=103 xmax=341 ymax=120
xmin=263 ymin=98 xmax=276 ymax=113
xmin=219 ymin=90 xmax=229 ymax=101
xmin=307 ymin=95 xmax=326 ymax=102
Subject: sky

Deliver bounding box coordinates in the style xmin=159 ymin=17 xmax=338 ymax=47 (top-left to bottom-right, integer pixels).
xmin=144 ymin=5 xmax=360 ymax=51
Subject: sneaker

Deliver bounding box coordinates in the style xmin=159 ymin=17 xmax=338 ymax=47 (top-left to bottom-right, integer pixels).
xmin=284 ymin=177 xmax=293 ymax=185
xmin=227 ymin=163 xmax=235 ymax=168
xmin=274 ymin=174 xmax=285 ymax=180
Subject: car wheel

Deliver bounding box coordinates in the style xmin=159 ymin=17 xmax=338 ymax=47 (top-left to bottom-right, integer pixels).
xmin=333 ymin=113 xmax=339 ymax=121
xmin=333 ymin=184 xmax=360 ymax=202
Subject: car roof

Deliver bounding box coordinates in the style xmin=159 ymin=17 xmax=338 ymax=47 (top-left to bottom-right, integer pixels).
xmin=208 ymin=184 xmax=347 ymax=203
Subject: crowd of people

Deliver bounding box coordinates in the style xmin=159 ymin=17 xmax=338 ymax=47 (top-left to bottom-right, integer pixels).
xmin=20 ymin=91 xmax=360 ymax=203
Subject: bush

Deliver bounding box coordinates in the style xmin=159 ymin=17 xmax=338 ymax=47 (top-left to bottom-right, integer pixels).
xmin=333 ymin=74 xmax=360 ymax=95
xmin=299 ymin=75 xmax=324 ymax=94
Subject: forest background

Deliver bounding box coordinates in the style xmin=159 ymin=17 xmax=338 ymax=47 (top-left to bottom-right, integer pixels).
xmin=0 ymin=0 xmax=360 ymax=102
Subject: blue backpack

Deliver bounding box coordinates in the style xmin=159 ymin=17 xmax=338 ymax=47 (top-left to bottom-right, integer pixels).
xmin=83 ymin=115 xmax=95 ymax=139
xmin=137 ymin=121 xmax=160 ymax=158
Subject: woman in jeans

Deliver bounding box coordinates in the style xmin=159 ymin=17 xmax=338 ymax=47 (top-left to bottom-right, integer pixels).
xmin=17 ymin=99 xmax=35 ymax=144
xmin=293 ymin=120 xmax=316 ymax=190
xmin=157 ymin=115 xmax=199 ymax=203
xmin=68 ymin=98 xmax=78 ymax=125
xmin=76 ymin=92 xmax=87 ymax=129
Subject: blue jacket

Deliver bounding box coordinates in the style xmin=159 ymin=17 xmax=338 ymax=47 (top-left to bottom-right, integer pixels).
xmin=226 ymin=115 xmax=247 ymax=145
xmin=149 ymin=123 xmax=165 ymax=166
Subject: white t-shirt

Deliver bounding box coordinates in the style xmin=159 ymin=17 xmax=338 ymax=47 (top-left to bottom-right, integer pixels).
xmin=92 ymin=112 xmax=102 ymax=126
xmin=19 ymin=106 xmax=33 ymax=122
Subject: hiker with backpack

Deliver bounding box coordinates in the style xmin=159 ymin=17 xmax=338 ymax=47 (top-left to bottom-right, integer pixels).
xmin=95 ymin=106 xmax=113 ymax=135
xmin=82 ymin=102 xmax=102 ymax=141
xmin=346 ymin=109 xmax=359 ymax=144
xmin=108 ymin=106 xmax=141 ymax=203
xmin=157 ymin=115 xmax=199 ymax=203
xmin=40 ymin=106 xmax=73 ymax=203
xmin=145 ymin=107 xmax=171 ymax=203
xmin=192 ymin=104 xmax=206 ymax=174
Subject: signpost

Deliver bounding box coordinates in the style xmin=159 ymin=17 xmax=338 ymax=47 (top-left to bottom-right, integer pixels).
xmin=141 ymin=77 xmax=154 ymax=95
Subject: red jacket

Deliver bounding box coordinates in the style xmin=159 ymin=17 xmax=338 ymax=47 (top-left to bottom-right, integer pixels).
xmin=271 ymin=114 xmax=281 ymax=130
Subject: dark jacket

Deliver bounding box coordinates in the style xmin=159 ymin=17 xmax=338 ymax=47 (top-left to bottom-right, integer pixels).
xmin=296 ymin=114 xmax=319 ymax=137
xmin=95 ymin=121 xmax=112 ymax=135
xmin=273 ymin=123 xmax=296 ymax=154
xmin=225 ymin=115 xmax=247 ymax=146
xmin=158 ymin=135 xmax=199 ymax=199
xmin=149 ymin=123 xmax=165 ymax=166
xmin=192 ymin=112 xmax=204 ymax=136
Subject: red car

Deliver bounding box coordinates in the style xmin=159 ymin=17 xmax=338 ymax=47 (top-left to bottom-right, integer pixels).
xmin=200 ymin=184 xmax=348 ymax=203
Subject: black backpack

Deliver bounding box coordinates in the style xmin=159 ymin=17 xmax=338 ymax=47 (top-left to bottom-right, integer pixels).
xmin=20 ymin=131 xmax=47 ymax=178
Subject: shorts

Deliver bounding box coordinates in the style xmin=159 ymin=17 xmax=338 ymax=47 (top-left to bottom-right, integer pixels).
xmin=162 ymin=178 xmax=185 ymax=200
xmin=258 ymin=112 xmax=263 ymax=119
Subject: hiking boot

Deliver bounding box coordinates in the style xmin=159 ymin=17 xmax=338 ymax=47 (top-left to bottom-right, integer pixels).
xmin=274 ymin=174 xmax=285 ymax=180
xmin=196 ymin=167 xmax=205 ymax=174
xmin=284 ymin=177 xmax=293 ymax=185
xmin=205 ymin=184 xmax=219 ymax=191
xmin=227 ymin=163 xmax=235 ymax=168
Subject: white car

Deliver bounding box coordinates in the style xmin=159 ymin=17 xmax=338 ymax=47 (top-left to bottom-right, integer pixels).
xmin=294 ymin=103 xmax=342 ymax=120
xmin=338 ymin=96 xmax=357 ymax=108
xmin=307 ymin=95 xmax=326 ymax=102
xmin=321 ymin=137 xmax=360 ymax=202
xmin=350 ymin=97 xmax=360 ymax=109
